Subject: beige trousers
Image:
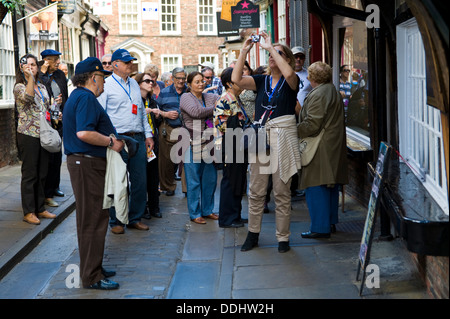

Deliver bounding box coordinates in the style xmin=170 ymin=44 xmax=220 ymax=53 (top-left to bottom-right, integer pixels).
xmin=247 ymin=154 xmax=292 ymax=242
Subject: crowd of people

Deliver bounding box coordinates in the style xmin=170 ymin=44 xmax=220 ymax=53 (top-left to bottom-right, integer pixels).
xmin=13 ymin=32 xmax=348 ymax=290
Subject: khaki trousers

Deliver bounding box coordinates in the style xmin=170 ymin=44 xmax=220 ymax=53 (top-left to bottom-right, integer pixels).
xmin=248 ymin=154 xmax=292 ymax=242
xmin=158 ymin=122 xmax=178 ymax=192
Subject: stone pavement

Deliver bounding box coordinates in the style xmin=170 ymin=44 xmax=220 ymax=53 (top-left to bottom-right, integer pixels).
xmin=0 ymin=160 xmax=430 ymax=300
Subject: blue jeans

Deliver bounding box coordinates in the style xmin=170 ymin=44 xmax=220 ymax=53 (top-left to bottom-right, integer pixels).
xmin=184 ymin=148 xmax=217 ymax=220
xmin=305 ymin=184 xmax=339 ymax=233
xmin=110 ymin=133 xmax=147 ymax=226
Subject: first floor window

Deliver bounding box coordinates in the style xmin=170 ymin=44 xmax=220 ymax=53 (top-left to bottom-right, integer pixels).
xmin=0 ymin=13 xmax=15 ymax=107
xmin=161 ymin=55 xmax=182 ymax=73
xmin=119 ymin=0 xmax=142 ymax=35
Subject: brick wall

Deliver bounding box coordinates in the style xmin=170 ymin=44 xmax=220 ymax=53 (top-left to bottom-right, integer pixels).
xmin=0 ymin=108 xmax=19 ymax=168
xmin=100 ymin=0 xmax=225 ymax=74
xmin=412 ymin=254 xmax=449 ymax=299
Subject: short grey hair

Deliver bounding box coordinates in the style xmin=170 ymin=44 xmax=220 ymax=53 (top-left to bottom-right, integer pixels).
xmin=161 ymin=71 xmax=172 ymax=82
xmin=172 ymin=67 xmax=185 ymax=77
xmin=101 ymin=54 xmax=112 ymax=61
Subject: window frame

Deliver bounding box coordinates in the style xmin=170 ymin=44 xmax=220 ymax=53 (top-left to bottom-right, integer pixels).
xmin=0 ymin=13 xmax=15 ymax=109
xmin=397 ymin=18 xmax=448 ymax=214
xmin=197 ymin=0 xmax=217 ymax=35
xmin=160 ymin=0 xmax=181 ymax=35
xmin=119 ymin=0 xmax=143 ymax=35
xmin=161 ymin=54 xmax=183 ymax=73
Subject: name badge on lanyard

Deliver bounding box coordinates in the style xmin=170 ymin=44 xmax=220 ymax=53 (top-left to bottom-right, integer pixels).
xmin=112 ymin=74 xmax=137 ymax=115
xmin=132 ymin=104 xmax=138 ymax=115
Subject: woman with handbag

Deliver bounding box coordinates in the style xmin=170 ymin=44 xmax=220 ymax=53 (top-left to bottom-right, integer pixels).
xmin=180 ymin=71 xmax=219 ymax=224
xmin=297 ymin=62 xmax=348 ymax=238
xmin=232 ymin=31 xmax=300 ymax=253
xmin=14 ymin=54 xmax=56 ymax=225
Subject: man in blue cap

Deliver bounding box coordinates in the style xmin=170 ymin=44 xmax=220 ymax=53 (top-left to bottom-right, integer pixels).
xmin=98 ymin=49 xmax=154 ymax=234
xmin=39 ymin=49 xmax=68 ymax=208
xmin=64 ymin=57 xmax=124 ymax=290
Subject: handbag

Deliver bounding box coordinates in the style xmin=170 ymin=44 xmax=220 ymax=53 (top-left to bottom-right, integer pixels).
xmin=39 ymin=111 xmax=62 ymax=153
xmin=298 ymin=128 xmax=325 ymax=166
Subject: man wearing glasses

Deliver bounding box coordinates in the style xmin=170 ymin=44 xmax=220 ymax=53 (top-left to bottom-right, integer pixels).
xmin=63 ymin=57 xmax=124 ymax=290
xmin=98 ymin=48 xmax=154 ymax=234
xmin=101 ymin=54 xmax=113 ymax=73
xmin=156 ymin=67 xmax=187 ymax=196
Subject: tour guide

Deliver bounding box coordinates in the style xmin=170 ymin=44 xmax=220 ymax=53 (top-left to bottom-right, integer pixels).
xmin=63 ymin=57 xmax=124 ymax=290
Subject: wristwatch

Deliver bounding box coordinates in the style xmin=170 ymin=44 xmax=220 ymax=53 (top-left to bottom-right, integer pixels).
xmin=108 ymin=137 xmax=114 ymax=148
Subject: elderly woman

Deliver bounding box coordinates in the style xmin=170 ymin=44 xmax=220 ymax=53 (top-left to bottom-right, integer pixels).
xmin=297 ymin=62 xmax=348 ymax=238
xmin=14 ymin=54 xmax=56 ymax=225
xmin=214 ymin=67 xmax=249 ymax=228
xmin=180 ymin=71 xmax=219 ymax=224
xmin=232 ymin=31 xmax=300 ymax=253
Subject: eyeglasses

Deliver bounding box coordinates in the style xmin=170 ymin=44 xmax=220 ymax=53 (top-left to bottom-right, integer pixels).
xmin=295 ymin=54 xmax=306 ymax=59
xmin=174 ymin=76 xmax=186 ymax=81
xmin=269 ymin=50 xmax=285 ymax=57
xmin=93 ymin=73 xmax=105 ymax=80
xmin=204 ymin=76 xmax=213 ymax=80
xmin=343 ymin=69 xmax=351 ymax=72
xmin=102 ymin=61 xmax=112 ymax=65
xmin=118 ymin=60 xmax=133 ymax=65
xmin=141 ymin=79 xmax=155 ymax=84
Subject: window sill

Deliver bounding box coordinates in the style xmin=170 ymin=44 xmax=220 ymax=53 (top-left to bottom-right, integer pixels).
xmin=370 ymin=161 xmax=449 ymax=256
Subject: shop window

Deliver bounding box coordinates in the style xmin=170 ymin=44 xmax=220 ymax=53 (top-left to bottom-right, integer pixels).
xmin=0 ymin=13 xmax=15 ymax=108
xmin=334 ymin=18 xmax=370 ymax=146
xmin=397 ymin=18 xmax=448 ymax=214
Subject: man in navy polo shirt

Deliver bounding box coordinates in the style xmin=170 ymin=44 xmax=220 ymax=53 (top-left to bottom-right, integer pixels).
xmin=64 ymin=57 xmax=124 ymax=290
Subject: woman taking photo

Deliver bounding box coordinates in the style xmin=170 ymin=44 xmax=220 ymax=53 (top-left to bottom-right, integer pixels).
xmin=136 ymin=72 xmax=162 ymax=219
xmin=180 ymin=71 xmax=219 ymax=224
xmin=232 ymin=31 xmax=301 ymax=253
xmin=214 ymin=67 xmax=249 ymax=228
xmin=14 ymin=54 xmax=56 ymax=225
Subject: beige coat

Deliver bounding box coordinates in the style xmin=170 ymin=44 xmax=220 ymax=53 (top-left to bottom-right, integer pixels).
xmin=297 ymin=83 xmax=348 ymax=189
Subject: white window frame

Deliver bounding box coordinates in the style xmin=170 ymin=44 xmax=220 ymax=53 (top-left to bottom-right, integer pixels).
xmin=397 ymin=18 xmax=448 ymax=214
xmin=259 ymin=10 xmax=268 ymax=66
xmin=160 ymin=0 xmax=181 ymax=35
xmin=161 ymin=54 xmax=183 ymax=73
xmin=197 ymin=0 xmax=216 ymax=35
xmin=119 ymin=0 xmax=143 ymax=35
xmin=277 ymin=0 xmax=287 ymax=44
xmin=0 ymin=13 xmax=15 ymax=109
xmin=198 ymin=54 xmax=218 ymax=71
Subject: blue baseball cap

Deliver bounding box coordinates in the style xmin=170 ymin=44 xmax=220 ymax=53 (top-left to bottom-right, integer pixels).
xmin=111 ymin=49 xmax=137 ymax=62
xmin=41 ymin=49 xmax=61 ymax=58
xmin=75 ymin=57 xmax=112 ymax=75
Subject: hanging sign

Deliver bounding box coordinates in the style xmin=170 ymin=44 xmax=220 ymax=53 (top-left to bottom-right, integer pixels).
xmin=217 ymin=12 xmax=239 ymax=37
xmin=92 ymin=1 xmax=113 ymax=15
xmin=49 ymin=0 xmax=76 ymax=15
xmin=28 ymin=2 xmax=59 ymax=41
xmin=221 ymin=0 xmax=240 ymax=22
xmin=231 ymin=0 xmax=260 ymax=29
xmin=142 ymin=2 xmax=159 ymax=20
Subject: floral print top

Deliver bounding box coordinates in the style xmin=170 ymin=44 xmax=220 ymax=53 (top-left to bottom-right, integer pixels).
xmin=213 ymin=91 xmax=248 ymax=136
xmin=13 ymin=82 xmax=51 ymax=138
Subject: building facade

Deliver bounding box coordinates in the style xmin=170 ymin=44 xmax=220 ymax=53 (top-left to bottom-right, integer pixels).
xmin=94 ymin=0 xmax=225 ymax=74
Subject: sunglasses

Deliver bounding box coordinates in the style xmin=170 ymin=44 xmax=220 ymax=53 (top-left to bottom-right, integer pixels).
xmin=102 ymin=61 xmax=112 ymax=65
xmin=204 ymin=76 xmax=213 ymax=79
xmin=269 ymin=50 xmax=285 ymax=57
xmin=343 ymin=69 xmax=351 ymax=72
xmin=141 ymin=79 xmax=155 ymax=84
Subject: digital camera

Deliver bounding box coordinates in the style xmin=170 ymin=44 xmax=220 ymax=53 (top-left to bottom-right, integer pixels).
xmin=251 ymin=35 xmax=261 ymax=43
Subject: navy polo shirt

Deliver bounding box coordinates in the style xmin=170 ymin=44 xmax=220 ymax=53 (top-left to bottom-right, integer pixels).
xmin=63 ymin=87 xmax=116 ymax=158
xmin=156 ymin=83 xmax=186 ymax=127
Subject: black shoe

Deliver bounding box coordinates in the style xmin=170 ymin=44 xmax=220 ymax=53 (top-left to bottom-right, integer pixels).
xmin=241 ymin=232 xmax=259 ymax=251
xmin=331 ymin=224 xmax=336 ymax=233
xmin=240 ymin=218 xmax=248 ymax=223
xmin=174 ymin=175 xmax=181 ymax=181
xmin=87 ymin=278 xmax=119 ymax=290
xmin=263 ymin=202 xmax=269 ymax=214
xmin=101 ymin=267 xmax=116 ymax=278
xmin=278 ymin=241 xmax=290 ymax=253
xmin=219 ymin=221 xmax=244 ymax=228
xmin=54 ymin=189 xmax=65 ymax=197
xmin=301 ymin=231 xmax=330 ymax=239
xmin=166 ymin=190 xmax=175 ymax=196
xmin=150 ymin=208 xmax=162 ymax=218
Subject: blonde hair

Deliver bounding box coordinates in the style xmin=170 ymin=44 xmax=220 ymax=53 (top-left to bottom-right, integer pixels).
xmin=307 ymin=62 xmax=332 ymax=84
xmin=144 ymin=64 xmax=160 ymax=79
xmin=267 ymin=43 xmax=296 ymax=75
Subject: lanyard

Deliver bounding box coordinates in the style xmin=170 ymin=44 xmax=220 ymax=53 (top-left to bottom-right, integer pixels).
xmin=112 ymin=74 xmax=133 ymax=103
xmin=268 ymin=76 xmax=282 ymax=102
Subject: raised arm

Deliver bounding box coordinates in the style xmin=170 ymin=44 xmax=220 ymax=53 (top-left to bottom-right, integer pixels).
xmin=231 ymin=37 xmax=257 ymax=92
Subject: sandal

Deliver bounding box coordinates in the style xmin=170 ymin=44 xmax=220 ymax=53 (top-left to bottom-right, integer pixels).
xmin=205 ymin=213 xmax=219 ymax=220
xmin=191 ymin=217 xmax=206 ymax=224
